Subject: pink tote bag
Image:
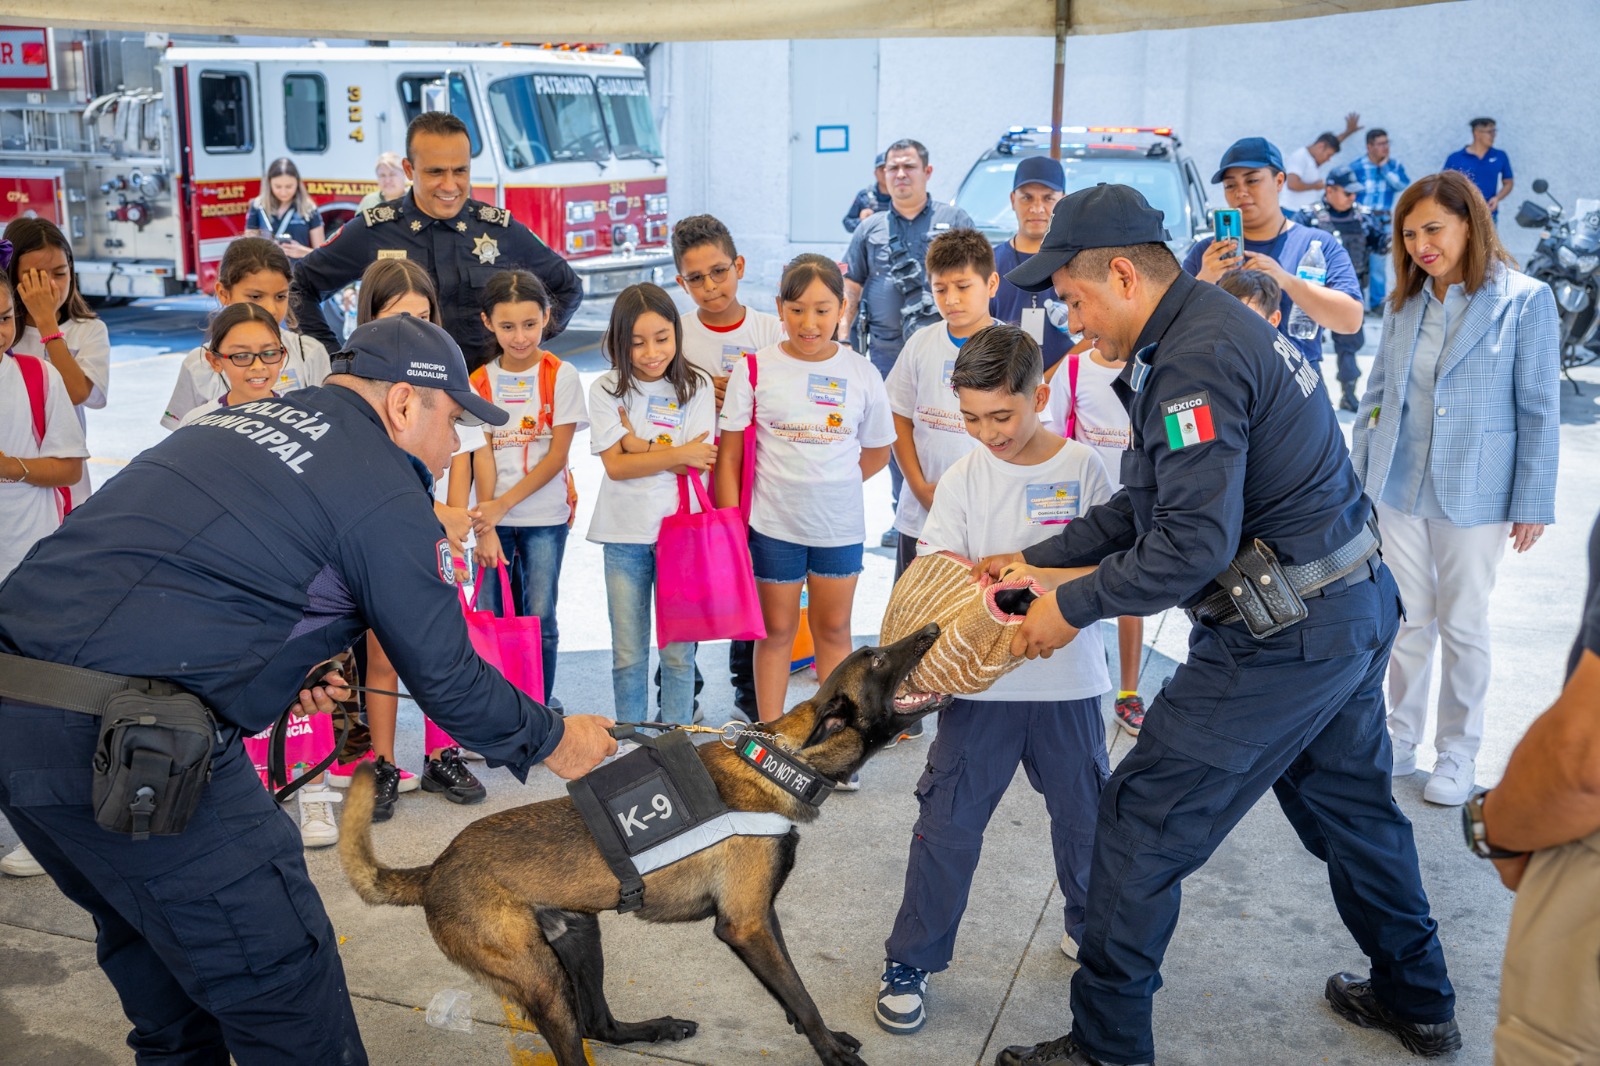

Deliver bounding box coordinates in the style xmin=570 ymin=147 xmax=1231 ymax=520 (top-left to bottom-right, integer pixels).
xmin=655 ymin=470 xmax=767 ymax=648
xmin=244 ymin=713 xmax=332 ymax=791
xmin=460 ymin=562 xmax=546 ymax=704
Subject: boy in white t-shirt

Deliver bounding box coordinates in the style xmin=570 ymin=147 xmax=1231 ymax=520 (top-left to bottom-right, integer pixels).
xmin=671 ymin=214 xmax=783 ymax=720
xmin=876 ymin=324 xmax=1112 ymax=1036
xmin=886 ymin=228 xmax=997 ymax=580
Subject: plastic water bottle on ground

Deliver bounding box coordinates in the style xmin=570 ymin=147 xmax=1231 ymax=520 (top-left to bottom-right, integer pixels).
xmin=425 ymin=988 xmax=474 ymax=1032
xmin=1287 ymin=239 xmax=1327 ymax=340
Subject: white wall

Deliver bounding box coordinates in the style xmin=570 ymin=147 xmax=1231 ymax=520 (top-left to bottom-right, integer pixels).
xmin=651 ymin=0 xmax=1597 ymax=284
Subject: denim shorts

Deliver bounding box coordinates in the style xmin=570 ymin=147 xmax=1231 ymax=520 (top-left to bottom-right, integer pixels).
xmin=748 ymin=527 xmax=864 ymax=584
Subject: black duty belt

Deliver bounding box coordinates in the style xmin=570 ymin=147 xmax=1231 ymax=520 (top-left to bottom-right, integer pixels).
xmin=1190 ymin=521 xmax=1381 ymax=631
xmin=0 ymin=652 xmax=188 ymax=713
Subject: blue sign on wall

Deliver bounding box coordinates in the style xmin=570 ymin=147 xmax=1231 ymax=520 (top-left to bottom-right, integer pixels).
xmin=815 ymin=125 xmax=849 ymax=153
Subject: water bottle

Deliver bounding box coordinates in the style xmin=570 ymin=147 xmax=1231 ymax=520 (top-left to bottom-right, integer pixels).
xmin=1287 ymin=240 xmax=1326 ymax=340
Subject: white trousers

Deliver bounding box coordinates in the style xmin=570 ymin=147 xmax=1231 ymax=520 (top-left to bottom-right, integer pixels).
xmin=1376 ymin=501 xmax=1510 ymax=759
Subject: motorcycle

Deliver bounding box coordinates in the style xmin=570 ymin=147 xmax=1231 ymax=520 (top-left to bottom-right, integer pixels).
xmin=1516 ymin=178 xmax=1600 ymax=387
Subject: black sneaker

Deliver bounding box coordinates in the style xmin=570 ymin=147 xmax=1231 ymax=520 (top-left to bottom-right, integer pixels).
xmin=1324 ymin=972 xmax=1462 ymax=1057
xmin=994 ymin=1034 xmax=1141 ymax=1066
xmin=1340 ymin=389 xmax=1360 ymax=413
xmin=371 ymin=756 xmax=401 ymax=822
xmin=879 ymin=528 xmax=898 ymax=549
xmin=422 ymin=747 xmax=487 ymax=804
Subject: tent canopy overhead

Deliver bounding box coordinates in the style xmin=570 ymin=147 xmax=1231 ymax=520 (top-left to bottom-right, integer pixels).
xmin=18 ymin=0 xmax=1446 ymax=42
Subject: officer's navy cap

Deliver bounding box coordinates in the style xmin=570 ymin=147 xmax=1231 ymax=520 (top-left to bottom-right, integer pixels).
xmin=330 ymin=314 xmax=507 ymax=428
xmin=1013 ymin=155 xmax=1066 ymax=193
xmin=1325 ymin=165 xmax=1362 ymax=192
xmin=1004 ymin=183 xmax=1171 ymax=293
xmin=874 ymin=151 xmax=886 ymax=167
xmin=1210 ymin=137 xmax=1284 ymax=183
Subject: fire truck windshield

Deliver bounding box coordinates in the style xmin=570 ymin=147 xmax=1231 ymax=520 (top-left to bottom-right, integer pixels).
xmin=596 ymin=77 xmax=662 ymax=161
xmin=488 ymin=74 xmax=610 ymax=168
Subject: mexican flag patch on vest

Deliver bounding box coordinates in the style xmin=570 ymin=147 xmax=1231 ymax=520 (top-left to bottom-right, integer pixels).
xmin=1161 ymin=392 xmax=1215 ymax=449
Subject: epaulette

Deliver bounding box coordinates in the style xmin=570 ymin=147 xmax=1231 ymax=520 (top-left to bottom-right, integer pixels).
xmin=362 ymin=204 xmax=400 ymax=227
xmin=473 ymin=202 xmax=512 ymax=228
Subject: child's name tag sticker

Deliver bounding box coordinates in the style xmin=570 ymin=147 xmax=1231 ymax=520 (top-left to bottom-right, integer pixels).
xmin=497 ymin=374 xmax=534 ymax=404
xmin=807 ymin=373 xmax=846 ymax=406
xmin=646 ymin=394 xmax=685 ymax=429
xmin=1021 ymin=306 xmax=1046 ymax=344
xmin=1026 ymin=481 xmax=1080 ymax=525
xmin=721 ymin=344 xmax=755 ymax=375
xmin=941 ymin=359 xmax=956 ymax=390
xmin=277 ymin=367 xmax=303 ymax=392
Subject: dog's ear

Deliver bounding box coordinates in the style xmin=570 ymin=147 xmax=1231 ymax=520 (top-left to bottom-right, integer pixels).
xmin=801 ymin=693 xmax=858 ymax=748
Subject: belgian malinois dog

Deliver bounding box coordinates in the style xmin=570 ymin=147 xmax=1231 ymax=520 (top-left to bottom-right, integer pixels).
xmin=340 ymin=624 xmax=950 ymax=1066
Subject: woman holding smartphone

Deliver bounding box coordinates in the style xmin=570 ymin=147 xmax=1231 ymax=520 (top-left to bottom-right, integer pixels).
xmin=244 ymin=157 xmax=325 ymax=260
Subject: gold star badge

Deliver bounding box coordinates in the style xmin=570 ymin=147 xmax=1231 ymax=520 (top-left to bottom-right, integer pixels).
xmin=456 ymin=220 xmax=468 ymax=233
xmin=473 ymin=234 xmax=501 ymax=264
xmin=410 ymin=221 xmax=422 ymax=232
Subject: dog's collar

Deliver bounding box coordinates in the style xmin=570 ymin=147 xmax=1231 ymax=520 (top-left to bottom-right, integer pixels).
xmin=732 ymin=734 xmax=835 ymax=808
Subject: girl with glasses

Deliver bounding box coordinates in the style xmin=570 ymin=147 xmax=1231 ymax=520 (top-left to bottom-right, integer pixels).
xmin=175 ymin=304 xmax=286 ymax=426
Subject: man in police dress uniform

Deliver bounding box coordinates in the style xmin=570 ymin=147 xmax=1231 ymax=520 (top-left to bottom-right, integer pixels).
xmin=978 ymin=185 xmax=1459 ymax=1065
xmin=0 ymin=315 xmax=616 ymax=1063
xmin=291 ymin=111 xmax=583 ymax=371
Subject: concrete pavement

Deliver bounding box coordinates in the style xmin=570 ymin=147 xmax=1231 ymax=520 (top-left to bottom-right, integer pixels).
xmin=2 ymin=300 xmax=1597 ymax=1064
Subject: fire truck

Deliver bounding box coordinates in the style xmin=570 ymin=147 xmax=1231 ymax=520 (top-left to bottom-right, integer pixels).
xmin=0 ymin=27 xmax=671 ymax=301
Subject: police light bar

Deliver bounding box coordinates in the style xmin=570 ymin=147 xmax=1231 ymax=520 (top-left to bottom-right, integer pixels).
xmin=1005 ymin=125 xmax=1175 ymax=137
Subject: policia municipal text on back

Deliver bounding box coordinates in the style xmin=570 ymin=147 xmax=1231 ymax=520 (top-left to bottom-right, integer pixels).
xmin=0 ymin=314 xmax=616 ymax=1063
xmin=975 ymin=184 xmax=1461 ymax=1066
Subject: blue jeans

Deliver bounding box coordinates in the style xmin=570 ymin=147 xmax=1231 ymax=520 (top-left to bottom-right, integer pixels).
xmin=0 ymin=698 xmax=366 ymax=1064
xmin=477 ymin=523 xmax=567 ymax=703
xmin=603 ymin=542 xmax=697 ymax=725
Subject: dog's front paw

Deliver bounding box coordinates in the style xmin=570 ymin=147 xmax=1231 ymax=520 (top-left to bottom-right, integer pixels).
xmin=651 ymin=1016 xmax=698 ymax=1042
xmin=815 ymin=1029 xmax=866 ymax=1066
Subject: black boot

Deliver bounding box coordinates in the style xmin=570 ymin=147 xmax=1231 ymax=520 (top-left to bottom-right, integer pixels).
xmin=1340 ymin=386 xmax=1359 ymax=413
xmin=1325 ymin=972 xmax=1461 ymax=1057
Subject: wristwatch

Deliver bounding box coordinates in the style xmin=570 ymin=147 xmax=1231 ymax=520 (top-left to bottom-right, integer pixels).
xmin=1461 ymin=790 xmax=1528 ymax=860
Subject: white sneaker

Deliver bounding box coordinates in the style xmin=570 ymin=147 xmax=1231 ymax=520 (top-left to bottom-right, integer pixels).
xmin=1060 ymin=934 xmax=1079 ymax=960
xmin=1392 ymin=739 xmax=1418 ymax=777
xmin=835 ymin=772 xmax=861 ymax=792
xmin=0 ymin=843 xmax=45 ymax=877
xmin=298 ymin=789 xmax=343 ymax=848
xmin=1422 ymin=753 xmax=1475 ymax=806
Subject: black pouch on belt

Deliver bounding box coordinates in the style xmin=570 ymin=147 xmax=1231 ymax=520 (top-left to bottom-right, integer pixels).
xmin=1216 ymin=538 xmax=1309 ymax=639
xmin=90 ymin=689 xmax=217 ymax=841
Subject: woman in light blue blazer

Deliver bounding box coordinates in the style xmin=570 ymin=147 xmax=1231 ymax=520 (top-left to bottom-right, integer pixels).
xmin=1351 ymin=170 xmax=1559 ymax=807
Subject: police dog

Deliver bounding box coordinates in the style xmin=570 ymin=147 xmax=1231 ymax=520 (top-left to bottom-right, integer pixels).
xmin=340 ymin=625 xmax=950 ymax=1066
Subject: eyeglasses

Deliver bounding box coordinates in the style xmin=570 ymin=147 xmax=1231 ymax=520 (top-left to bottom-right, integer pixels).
xmin=211 ymin=347 xmax=287 ymax=366
xmin=679 ymin=263 xmax=734 ymax=288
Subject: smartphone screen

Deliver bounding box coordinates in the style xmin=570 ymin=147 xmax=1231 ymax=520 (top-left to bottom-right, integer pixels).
xmin=1214 ymin=209 xmax=1244 ymax=264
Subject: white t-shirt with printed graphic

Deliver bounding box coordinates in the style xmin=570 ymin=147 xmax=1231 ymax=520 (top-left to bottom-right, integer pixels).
xmin=720 ymin=344 xmax=896 ymax=548
xmin=14 ymin=318 xmax=109 ymax=502
xmin=478 ymin=356 xmax=589 ymax=527
xmin=587 ymin=370 xmax=716 ymax=545
xmin=161 ymin=330 xmax=331 ymax=430
xmin=917 ymin=440 xmax=1112 ymax=702
xmin=681 ymin=308 xmax=785 ymax=380
xmin=885 ymin=322 xmax=980 ymax=538
xmin=1043 ymin=350 xmax=1132 ymax=492
xmin=0 ymin=355 xmax=90 ymax=579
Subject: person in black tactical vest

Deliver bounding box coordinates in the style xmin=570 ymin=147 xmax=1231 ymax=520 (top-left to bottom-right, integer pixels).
xmin=290 ymin=112 xmax=583 ymax=371
xmin=1295 ymin=165 xmax=1391 ymax=411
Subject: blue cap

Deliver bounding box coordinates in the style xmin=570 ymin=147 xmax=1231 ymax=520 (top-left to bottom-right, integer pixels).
xmin=330 ymin=314 xmax=507 ymax=427
xmin=1013 ymin=155 xmax=1065 ymax=192
xmin=1004 ymin=184 xmax=1172 ymax=292
xmin=1210 ymin=137 xmax=1284 ymax=183
xmin=1326 ymin=165 xmax=1362 ymax=192
xmin=874 ymin=151 xmax=886 ymax=167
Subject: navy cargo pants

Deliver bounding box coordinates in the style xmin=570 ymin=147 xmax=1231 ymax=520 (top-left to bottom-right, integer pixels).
xmin=1069 ymin=562 xmax=1454 ymax=1064
xmin=0 ymin=697 xmax=366 ymax=1065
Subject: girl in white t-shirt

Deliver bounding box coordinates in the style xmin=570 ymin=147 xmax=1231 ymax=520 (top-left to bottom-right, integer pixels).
xmin=467 ymin=269 xmax=589 ymax=706
xmin=1044 ymin=341 xmax=1148 ymax=737
xmin=716 ymin=254 xmax=896 ymax=725
xmin=5 ymin=217 xmax=108 ymax=507
xmin=161 ymin=238 xmax=331 ymax=430
xmin=588 ymin=283 xmax=716 ymax=726
xmin=176 ymin=304 xmax=286 ymax=426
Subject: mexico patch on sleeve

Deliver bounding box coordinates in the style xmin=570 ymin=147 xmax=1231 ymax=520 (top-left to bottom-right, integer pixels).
xmin=1160 ymin=392 xmax=1216 ymax=450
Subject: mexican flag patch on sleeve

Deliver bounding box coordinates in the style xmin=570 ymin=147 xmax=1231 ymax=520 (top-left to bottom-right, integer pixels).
xmin=1160 ymin=392 xmax=1216 ymax=450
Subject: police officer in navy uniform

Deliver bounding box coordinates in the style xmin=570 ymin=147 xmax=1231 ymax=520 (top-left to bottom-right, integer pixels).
xmin=0 ymin=315 xmax=616 ymax=1063
xmin=977 ymin=185 xmax=1459 ymax=1065
xmin=290 ymin=111 xmax=584 ymax=371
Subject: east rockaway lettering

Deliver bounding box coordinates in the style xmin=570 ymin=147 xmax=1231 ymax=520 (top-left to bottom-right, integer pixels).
xmin=190 ymin=400 xmax=330 ymax=475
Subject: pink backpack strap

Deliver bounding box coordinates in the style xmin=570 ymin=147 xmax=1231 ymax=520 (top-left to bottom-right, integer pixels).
xmin=1062 ymin=349 xmax=1080 ymax=442
xmin=739 ymin=353 xmax=758 ymax=525
xmin=13 ymin=354 xmax=73 ymax=517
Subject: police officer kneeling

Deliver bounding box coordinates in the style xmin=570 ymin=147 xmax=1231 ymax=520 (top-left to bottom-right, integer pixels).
xmin=0 ymin=314 xmax=616 ymax=1063
xmin=978 ymin=186 xmax=1459 ymax=1065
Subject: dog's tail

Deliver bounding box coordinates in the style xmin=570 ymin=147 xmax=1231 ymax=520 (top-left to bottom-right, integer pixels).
xmin=338 ymin=763 xmax=431 ymax=907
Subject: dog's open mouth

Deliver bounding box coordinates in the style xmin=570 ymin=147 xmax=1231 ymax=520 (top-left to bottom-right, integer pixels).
xmin=892 ymin=689 xmax=949 ymax=714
